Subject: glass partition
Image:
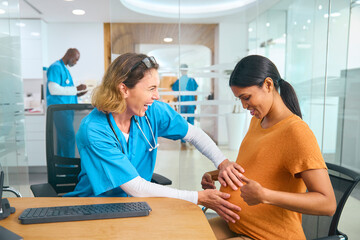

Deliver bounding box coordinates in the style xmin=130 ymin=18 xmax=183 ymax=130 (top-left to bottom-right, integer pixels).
xmin=0 ymin=0 xmax=29 ymax=196
xmin=108 ymin=0 xmax=360 ymax=194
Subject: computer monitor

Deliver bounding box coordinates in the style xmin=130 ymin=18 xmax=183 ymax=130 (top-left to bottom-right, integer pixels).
xmin=0 ymin=163 xmax=15 ymax=219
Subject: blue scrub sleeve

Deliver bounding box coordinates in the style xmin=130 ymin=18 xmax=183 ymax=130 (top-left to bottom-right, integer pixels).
xmin=80 ymin=140 xmax=139 ymax=196
xmin=188 ymin=78 xmax=198 ymax=91
xmin=47 ymin=65 xmax=62 ymax=84
xmin=171 ymin=80 xmax=179 ymax=91
xmin=152 ymin=101 xmax=188 ymax=140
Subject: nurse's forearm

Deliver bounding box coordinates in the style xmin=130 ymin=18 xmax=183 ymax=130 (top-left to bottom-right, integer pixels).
xmin=183 ymin=123 xmax=226 ymax=168
xmin=120 ymin=176 xmax=198 ymax=204
xmin=48 ymin=81 xmax=77 ymax=95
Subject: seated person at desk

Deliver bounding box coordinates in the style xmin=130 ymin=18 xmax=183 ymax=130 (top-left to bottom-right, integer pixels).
xmin=65 ymin=53 xmax=246 ymax=223
xmin=201 ymin=55 xmax=336 ymax=240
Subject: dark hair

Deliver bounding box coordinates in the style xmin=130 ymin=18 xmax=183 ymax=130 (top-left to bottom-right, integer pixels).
xmin=229 ymin=55 xmax=302 ymax=119
xmin=92 ymin=53 xmax=159 ymax=113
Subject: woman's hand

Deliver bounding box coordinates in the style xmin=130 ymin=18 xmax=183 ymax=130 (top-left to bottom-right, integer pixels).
xmin=240 ymin=178 xmax=266 ymax=206
xmin=201 ymin=172 xmax=216 ymax=190
xmin=198 ymin=189 xmax=241 ymax=223
xmin=218 ymin=159 xmax=246 ymax=190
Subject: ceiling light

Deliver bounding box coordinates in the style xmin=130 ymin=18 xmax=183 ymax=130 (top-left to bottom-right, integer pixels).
xmin=72 ymin=9 xmax=85 ymax=15
xmin=16 ymin=22 xmax=26 ymax=27
xmin=2 ymin=1 xmax=8 ymax=6
xmin=0 ymin=8 xmax=5 ymax=14
xmin=163 ymin=37 xmax=173 ymax=43
xmin=293 ymin=21 xmax=297 ymax=25
xmin=307 ymin=19 xmax=311 ymax=24
xmin=318 ymin=5 xmax=323 ymax=10
xmin=31 ymin=32 xmax=40 ymax=37
xmin=248 ymin=28 xmax=253 ymax=32
xmin=266 ymin=22 xmax=270 ymax=27
xmin=297 ymin=43 xmax=311 ymax=49
xmin=324 ymin=12 xmax=341 ymax=18
xmin=120 ymin=0 xmax=256 ymax=19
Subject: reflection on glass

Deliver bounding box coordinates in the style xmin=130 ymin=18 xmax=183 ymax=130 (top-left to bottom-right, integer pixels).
xmin=0 ymin=0 xmax=29 ymax=193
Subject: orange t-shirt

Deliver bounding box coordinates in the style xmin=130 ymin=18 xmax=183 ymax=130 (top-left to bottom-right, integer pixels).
xmin=221 ymin=115 xmax=326 ymax=240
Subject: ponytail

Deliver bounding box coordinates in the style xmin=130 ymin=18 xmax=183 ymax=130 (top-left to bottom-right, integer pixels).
xmin=278 ymin=79 xmax=302 ymax=119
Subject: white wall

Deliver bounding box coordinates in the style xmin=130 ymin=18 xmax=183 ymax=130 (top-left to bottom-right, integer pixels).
xmin=46 ymin=23 xmax=105 ymax=85
xmin=348 ymin=6 xmax=360 ymax=69
xmin=216 ymin=21 xmax=248 ymax=145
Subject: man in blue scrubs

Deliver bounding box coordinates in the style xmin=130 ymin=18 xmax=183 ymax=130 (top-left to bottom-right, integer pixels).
xmin=172 ymin=63 xmax=198 ymax=126
xmin=46 ymin=48 xmax=87 ymax=158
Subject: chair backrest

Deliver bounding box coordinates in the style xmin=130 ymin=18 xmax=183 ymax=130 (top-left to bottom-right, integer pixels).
xmin=302 ymin=162 xmax=360 ymax=239
xmin=46 ymin=104 xmax=94 ymax=196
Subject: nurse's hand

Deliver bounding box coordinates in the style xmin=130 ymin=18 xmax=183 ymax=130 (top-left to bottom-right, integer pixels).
xmin=198 ymin=189 xmax=241 ymax=223
xmin=240 ymin=178 xmax=265 ymax=206
xmin=218 ymin=159 xmax=246 ymax=191
xmin=201 ymin=172 xmax=216 ymax=190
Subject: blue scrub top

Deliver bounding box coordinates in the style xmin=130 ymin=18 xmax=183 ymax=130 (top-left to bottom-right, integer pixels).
xmin=46 ymin=59 xmax=78 ymax=106
xmin=65 ymin=100 xmax=188 ymax=197
xmin=172 ymin=75 xmax=198 ymax=103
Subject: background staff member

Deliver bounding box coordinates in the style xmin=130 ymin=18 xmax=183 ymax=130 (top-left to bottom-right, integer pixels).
xmin=202 ymin=55 xmax=336 ymax=240
xmin=46 ymin=48 xmax=87 ymax=158
xmin=46 ymin=48 xmax=87 ymax=105
xmin=65 ymin=53 xmax=246 ymax=223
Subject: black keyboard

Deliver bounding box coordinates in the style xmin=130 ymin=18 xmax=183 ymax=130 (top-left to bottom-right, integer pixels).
xmin=18 ymin=201 xmax=152 ymax=224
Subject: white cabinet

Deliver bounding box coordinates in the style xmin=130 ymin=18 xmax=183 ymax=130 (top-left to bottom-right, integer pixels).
xmin=25 ymin=114 xmax=46 ymax=166
xmin=20 ymin=20 xmax=43 ymax=79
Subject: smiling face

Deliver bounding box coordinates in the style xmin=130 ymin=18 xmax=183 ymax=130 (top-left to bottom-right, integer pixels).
xmin=121 ymin=68 xmax=160 ymax=117
xmin=231 ymin=81 xmax=273 ymax=119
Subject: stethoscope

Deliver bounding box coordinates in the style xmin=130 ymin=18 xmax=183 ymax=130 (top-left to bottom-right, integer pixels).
xmin=106 ymin=113 xmax=159 ymax=153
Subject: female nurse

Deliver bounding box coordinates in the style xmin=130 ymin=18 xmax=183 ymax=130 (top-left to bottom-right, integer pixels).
xmin=201 ymin=55 xmax=336 ymax=239
xmin=65 ymin=53 xmax=245 ymax=223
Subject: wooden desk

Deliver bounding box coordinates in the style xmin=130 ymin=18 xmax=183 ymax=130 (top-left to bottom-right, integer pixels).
xmin=1 ymin=197 xmax=216 ymax=240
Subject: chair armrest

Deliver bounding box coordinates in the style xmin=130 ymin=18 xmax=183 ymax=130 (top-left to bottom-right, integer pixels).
xmin=30 ymin=183 xmax=58 ymax=197
xmin=151 ymin=173 xmax=172 ymax=185
xmin=205 ymin=170 xmax=220 ymax=181
xmin=315 ymin=235 xmax=347 ymax=240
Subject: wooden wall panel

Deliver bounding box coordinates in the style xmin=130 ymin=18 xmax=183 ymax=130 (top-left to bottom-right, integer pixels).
xmin=107 ymin=23 xmax=217 ymax=55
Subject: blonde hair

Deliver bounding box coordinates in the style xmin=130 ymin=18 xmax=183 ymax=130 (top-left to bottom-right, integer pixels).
xmin=92 ymin=53 xmax=158 ymax=113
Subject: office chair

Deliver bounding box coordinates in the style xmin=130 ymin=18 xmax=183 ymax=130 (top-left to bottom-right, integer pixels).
xmin=30 ymin=104 xmax=171 ymax=197
xmin=302 ymin=162 xmax=360 ymax=240
xmin=202 ymin=162 xmax=360 ymax=240
xmin=3 ymin=186 xmax=22 ymax=197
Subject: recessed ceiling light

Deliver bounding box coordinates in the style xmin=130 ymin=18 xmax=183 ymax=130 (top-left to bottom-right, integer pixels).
xmin=121 ymin=0 xmax=256 ymax=19
xmin=266 ymin=22 xmax=270 ymax=27
xmin=2 ymin=1 xmax=8 ymax=6
xmin=307 ymin=19 xmax=311 ymax=24
xmin=324 ymin=12 xmax=341 ymax=18
xmin=0 ymin=8 xmax=5 ymax=14
xmin=163 ymin=37 xmax=173 ymax=43
xmin=248 ymin=28 xmax=253 ymax=32
xmin=16 ymin=22 xmax=26 ymax=27
xmin=31 ymin=32 xmax=40 ymax=37
xmin=318 ymin=5 xmax=323 ymax=10
xmin=72 ymin=9 xmax=85 ymax=15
